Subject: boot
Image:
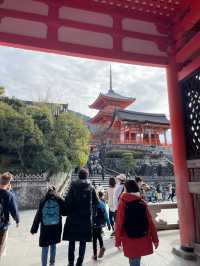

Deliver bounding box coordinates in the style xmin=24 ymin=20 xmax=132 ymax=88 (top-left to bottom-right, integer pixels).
xmin=98 ymin=247 xmax=106 ymax=258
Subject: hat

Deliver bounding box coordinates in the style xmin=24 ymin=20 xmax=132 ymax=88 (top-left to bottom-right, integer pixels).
xmin=116 ymin=174 xmax=126 ymax=181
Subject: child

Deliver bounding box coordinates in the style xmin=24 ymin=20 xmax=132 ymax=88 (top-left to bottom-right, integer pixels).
xmin=31 ymin=186 xmax=65 ymax=266
xmin=92 ymin=191 xmax=111 ymax=260
xmin=115 ymin=180 xmax=159 ymax=266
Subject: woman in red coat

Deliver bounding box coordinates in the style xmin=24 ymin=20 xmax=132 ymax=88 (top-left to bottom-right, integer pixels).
xmin=115 ymin=180 xmax=159 ymax=266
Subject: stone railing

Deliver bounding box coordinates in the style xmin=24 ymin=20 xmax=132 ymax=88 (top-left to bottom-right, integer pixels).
xmin=14 ymin=172 xmax=48 ymax=182
xmin=149 ymin=202 xmax=179 ymax=230
xmin=11 ymin=171 xmax=71 ymax=209
xmin=106 ymin=143 xmax=172 ymax=154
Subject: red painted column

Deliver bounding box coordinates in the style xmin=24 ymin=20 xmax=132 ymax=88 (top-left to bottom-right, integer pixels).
xmin=166 ymin=56 xmax=195 ymax=249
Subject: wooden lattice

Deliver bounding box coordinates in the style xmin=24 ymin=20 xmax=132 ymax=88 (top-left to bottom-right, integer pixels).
xmin=182 ymin=70 xmax=200 ymax=160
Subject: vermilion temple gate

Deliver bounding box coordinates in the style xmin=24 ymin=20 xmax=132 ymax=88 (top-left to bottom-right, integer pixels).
xmin=0 ymin=0 xmax=200 ymax=259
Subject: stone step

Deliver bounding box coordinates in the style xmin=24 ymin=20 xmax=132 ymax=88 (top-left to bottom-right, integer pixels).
xmin=89 ymin=175 xmax=110 ymax=191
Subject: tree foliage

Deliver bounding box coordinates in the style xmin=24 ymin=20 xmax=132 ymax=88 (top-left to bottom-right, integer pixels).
xmin=121 ymin=152 xmax=136 ymax=174
xmin=0 ymin=99 xmax=90 ymax=174
xmin=0 ymin=87 xmax=5 ymax=97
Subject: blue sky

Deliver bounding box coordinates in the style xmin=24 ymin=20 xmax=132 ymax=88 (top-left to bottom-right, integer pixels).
xmin=0 ymin=45 xmax=169 ymax=118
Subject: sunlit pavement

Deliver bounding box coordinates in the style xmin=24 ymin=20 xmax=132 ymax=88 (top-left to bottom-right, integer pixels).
xmin=1 ymin=210 xmax=198 ymax=266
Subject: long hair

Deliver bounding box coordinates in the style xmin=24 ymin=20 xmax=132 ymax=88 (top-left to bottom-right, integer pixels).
xmin=109 ymin=177 xmax=116 ymax=188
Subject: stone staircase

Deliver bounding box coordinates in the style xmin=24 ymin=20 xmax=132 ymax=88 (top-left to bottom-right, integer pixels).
xmin=62 ymin=173 xmax=112 ymax=197
xmin=89 ymin=174 xmax=111 ymax=190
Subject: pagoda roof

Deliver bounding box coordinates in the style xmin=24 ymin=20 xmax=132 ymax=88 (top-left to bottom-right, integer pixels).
xmin=104 ymin=89 xmax=133 ymax=100
xmin=114 ymin=110 xmax=170 ymax=126
xmin=89 ymin=89 xmax=135 ymax=109
xmin=89 ymin=110 xmax=113 ymax=124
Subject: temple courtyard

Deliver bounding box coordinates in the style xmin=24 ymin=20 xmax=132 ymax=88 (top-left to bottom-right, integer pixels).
xmin=1 ymin=210 xmax=198 ymax=266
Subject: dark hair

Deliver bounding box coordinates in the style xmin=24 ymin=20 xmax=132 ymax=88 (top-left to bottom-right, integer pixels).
xmin=45 ymin=185 xmax=57 ymax=198
xmin=135 ymin=177 xmax=143 ymax=183
xmin=98 ymin=191 xmax=104 ymax=199
xmin=109 ymin=177 xmax=116 ymax=188
xmin=78 ymin=168 xmax=89 ymax=180
xmin=125 ymin=180 xmax=139 ymax=193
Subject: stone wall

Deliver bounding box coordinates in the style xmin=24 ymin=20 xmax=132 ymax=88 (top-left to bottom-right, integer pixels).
xmin=12 ymin=172 xmax=71 ymax=209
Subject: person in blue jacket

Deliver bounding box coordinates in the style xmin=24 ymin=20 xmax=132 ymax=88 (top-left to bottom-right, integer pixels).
xmin=92 ymin=191 xmax=111 ymax=260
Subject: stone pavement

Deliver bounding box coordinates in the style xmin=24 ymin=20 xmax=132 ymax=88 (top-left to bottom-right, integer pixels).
xmin=1 ymin=210 xmax=198 ymax=266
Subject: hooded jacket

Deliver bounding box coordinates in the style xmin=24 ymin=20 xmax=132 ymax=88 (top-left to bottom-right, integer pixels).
xmin=115 ymin=193 xmax=159 ymax=258
xmin=63 ymin=179 xmax=98 ymax=242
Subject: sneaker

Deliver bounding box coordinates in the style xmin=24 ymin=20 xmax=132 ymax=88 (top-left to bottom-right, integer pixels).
xmin=98 ymin=247 xmax=106 ymax=258
xmin=92 ymin=255 xmax=97 ymax=261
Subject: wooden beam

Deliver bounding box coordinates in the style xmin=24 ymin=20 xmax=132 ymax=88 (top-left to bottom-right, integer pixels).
xmin=39 ymin=0 xmax=170 ymax=26
xmin=0 ymin=7 xmax=168 ymax=51
xmin=0 ymin=31 xmax=168 ymax=67
xmin=178 ymin=55 xmax=200 ymax=81
xmin=176 ymin=31 xmax=200 ymax=64
xmin=173 ymin=0 xmax=200 ymax=48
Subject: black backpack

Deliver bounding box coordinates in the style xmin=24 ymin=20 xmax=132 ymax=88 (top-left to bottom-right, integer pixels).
xmin=124 ymin=199 xmax=149 ymax=238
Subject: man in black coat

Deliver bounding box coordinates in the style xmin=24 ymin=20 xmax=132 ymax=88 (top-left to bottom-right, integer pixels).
xmin=63 ymin=168 xmax=98 ymax=266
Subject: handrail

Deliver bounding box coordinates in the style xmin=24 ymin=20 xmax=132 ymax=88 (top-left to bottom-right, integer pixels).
xmin=105 ymin=167 xmax=121 ymax=176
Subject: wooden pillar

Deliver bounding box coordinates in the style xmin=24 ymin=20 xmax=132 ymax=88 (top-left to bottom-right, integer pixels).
xmin=120 ymin=124 xmax=125 ymax=144
xmin=164 ymin=130 xmax=167 ymax=146
xmin=128 ymin=127 xmax=131 ymax=143
xmin=148 ymin=129 xmax=152 ymax=145
xmin=140 ymin=132 xmax=142 ymax=144
xmin=166 ymin=55 xmax=195 ymax=250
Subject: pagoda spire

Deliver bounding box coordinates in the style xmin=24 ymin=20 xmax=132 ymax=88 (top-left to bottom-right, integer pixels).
xmin=109 ymin=65 xmax=113 ymax=92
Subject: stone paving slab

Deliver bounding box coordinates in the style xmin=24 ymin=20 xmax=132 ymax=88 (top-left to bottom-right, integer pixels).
xmin=1 ymin=210 xmax=198 ymax=266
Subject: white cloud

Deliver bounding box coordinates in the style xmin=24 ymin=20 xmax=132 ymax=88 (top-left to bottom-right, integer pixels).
xmin=0 ymin=46 xmax=169 ymax=118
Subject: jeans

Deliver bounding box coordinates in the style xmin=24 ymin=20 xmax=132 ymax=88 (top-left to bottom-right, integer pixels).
xmin=109 ymin=210 xmax=115 ymax=231
xmin=41 ymin=245 xmax=56 ymax=266
xmin=93 ymin=227 xmax=104 ymax=256
xmin=0 ymin=229 xmax=8 ymax=259
xmin=68 ymin=241 xmax=86 ymax=265
xmin=129 ymin=257 xmax=141 ymax=266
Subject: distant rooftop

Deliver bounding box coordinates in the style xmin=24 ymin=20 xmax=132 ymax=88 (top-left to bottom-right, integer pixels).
xmin=115 ymin=109 xmax=170 ymax=125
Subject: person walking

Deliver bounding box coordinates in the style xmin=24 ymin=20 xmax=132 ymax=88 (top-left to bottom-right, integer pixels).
xmin=101 ymin=166 xmax=105 ymax=181
xmin=167 ymin=183 xmax=173 ymax=201
xmin=113 ymin=174 xmax=126 ymax=212
xmin=171 ymin=186 xmax=176 ymax=202
xmin=92 ymin=191 xmax=111 ymax=260
xmin=0 ymin=172 xmax=19 ymax=260
xmin=63 ymin=168 xmax=98 ymax=266
xmin=156 ymin=183 xmax=162 ymax=202
xmin=115 ymin=180 xmax=159 ymax=266
xmin=106 ymin=177 xmax=116 ymax=234
xmin=31 ymin=186 xmax=65 ymax=266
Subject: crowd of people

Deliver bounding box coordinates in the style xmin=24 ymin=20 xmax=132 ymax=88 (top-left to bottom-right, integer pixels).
xmin=0 ymin=169 xmax=159 ymax=266
xmin=138 ymin=181 xmax=176 ymax=203
xmin=87 ymin=158 xmax=105 ymax=180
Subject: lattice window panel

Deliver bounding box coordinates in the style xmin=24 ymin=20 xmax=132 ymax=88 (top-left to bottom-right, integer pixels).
xmin=182 ymin=70 xmax=200 ymax=159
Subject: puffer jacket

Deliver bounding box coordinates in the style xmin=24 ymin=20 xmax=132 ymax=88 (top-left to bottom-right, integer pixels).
xmin=63 ymin=179 xmax=98 ymax=242
xmin=115 ymin=193 xmax=159 ymax=258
